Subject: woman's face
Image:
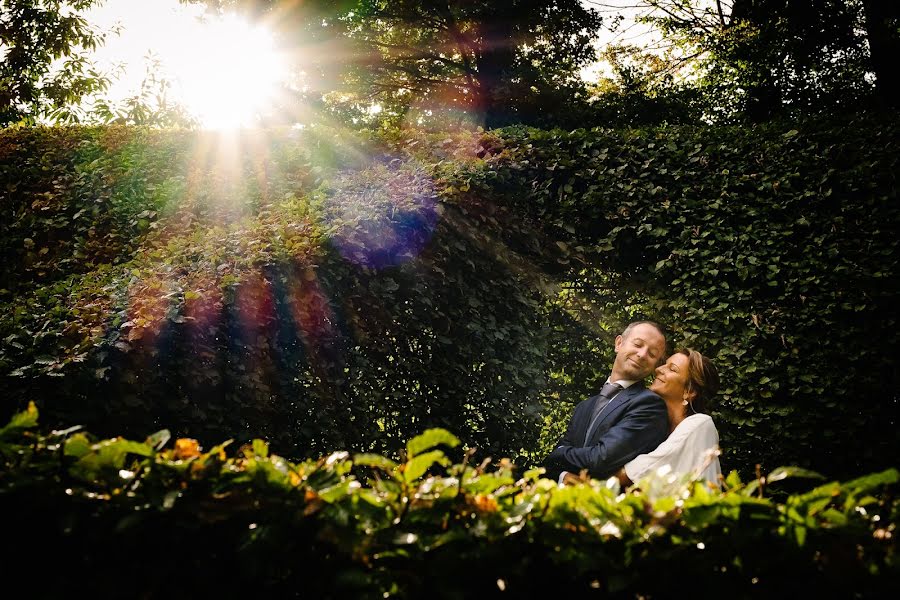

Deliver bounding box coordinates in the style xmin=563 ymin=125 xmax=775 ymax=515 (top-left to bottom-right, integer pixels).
xmin=649 ymin=352 xmax=692 ymax=402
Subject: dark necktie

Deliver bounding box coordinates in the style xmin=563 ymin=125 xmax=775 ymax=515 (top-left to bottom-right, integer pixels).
xmin=584 ymin=382 xmax=623 ymax=445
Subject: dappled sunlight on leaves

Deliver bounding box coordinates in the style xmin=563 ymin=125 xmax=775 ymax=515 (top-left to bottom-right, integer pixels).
xmin=324 ymin=164 xmax=441 ymax=269
xmin=173 ymin=438 xmax=202 ymax=460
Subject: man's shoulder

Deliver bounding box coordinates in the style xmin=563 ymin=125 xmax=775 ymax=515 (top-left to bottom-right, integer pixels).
xmin=623 ymin=386 xmax=666 ymax=412
xmin=627 ymin=385 xmax=662 ymax=401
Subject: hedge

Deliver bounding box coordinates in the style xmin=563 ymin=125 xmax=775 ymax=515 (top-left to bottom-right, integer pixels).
xmin=1 ymin=120 xmax=898 ymax=479
xmin=0 ymin=126 xmax=548 ymax=461
xmin=2 ymin=404 xmax=897 ymax=598
xmin=418 ymin=120 xmax=900 ymax=478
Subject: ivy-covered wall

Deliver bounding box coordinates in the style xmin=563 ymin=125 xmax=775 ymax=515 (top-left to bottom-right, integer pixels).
xmin=0 ymin=126 xmax=549 ymax=462
xmin=1 ymin=121 xmax=897 ymax=478
xmin=421 ymin=120 xmax=900 ymax=478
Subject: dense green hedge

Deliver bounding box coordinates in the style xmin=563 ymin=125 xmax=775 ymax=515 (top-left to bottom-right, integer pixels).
xmin=1 ymin=121 xmax=898 ymax=478
xmin=0 ymin=126 xmax=548 ymax=460
xmin=415 ymin=119 xmax=900 ymax=477
xmin=2 ymin=405 xmax=897 ymax=598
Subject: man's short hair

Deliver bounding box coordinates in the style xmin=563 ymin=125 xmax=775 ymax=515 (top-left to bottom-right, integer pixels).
xmin=620 ymin=320 xmax=666 ymax=340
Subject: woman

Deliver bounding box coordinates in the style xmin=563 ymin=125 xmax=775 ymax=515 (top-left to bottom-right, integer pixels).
xmin=617 ymin=349 xmax=722 ymax=487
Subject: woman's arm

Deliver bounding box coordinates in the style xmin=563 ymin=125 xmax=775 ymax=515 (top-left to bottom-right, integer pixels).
xmin=623 ymin=415 xmax=713 ymax=483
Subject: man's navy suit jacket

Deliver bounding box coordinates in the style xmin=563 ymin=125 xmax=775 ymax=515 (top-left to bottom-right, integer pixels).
xmin=543 ymin=383 xmax=668 ymax=481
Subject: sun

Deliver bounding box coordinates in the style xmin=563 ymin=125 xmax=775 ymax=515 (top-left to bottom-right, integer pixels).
xmin=174 ymin=14 xmax=286 ymax=129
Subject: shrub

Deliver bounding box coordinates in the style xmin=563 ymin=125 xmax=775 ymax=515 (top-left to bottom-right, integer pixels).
xmin=0 ymin=127 xmax=547 ymax=462
xmin=2 ymin=405 xmax=897 ymax=598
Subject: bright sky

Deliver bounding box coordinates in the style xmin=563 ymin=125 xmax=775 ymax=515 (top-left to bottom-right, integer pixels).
xmin=87 ymin=0 xmax=288 ymax=128
xmin=85 ymin=0 xmax=658 ymax=128
xmin=87 ymin=0 xmax=205 ymax=100
xmin=580 ymin=1 xmax=661 ymax=80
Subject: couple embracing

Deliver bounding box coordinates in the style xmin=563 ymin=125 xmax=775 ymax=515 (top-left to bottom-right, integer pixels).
xmin=543 ymin=321 xmax=722 ymax=487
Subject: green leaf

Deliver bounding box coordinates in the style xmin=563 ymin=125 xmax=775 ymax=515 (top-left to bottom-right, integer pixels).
xmin=317 ymin=479 xmax=359 ymax=503
xmin=252 ymin=439 xmax=269 ymax=459
xmin=724 ymin=470 xmax=742 ymax=488
xmin=682 ymin=505 xmax=720 ymax=529
xmin=404 ymin=449 xmax=450 ymax=482
xmin=793 ymin=525 xmax=807 ymax=546
xmin=64 ymin=433 xmax=93 ymax=459
xmin=72 ymin=438 xmax=154 ymax=479
xmin=353 ymin=453 xmax=399 ymax=472
xmin=819 ymin=508 xmax=847 ymax=526
xmin=0 ymin=401 xmax=39 ymax=440
xmin=145 ymin=429 xmax=171 ymax=451
xmin=406 ymin=429 xmax=460 ymax=459
xmin=841 ymin=468 xmax=899 ymax=491
xmin=767 ymin=466 xmax=825 ymax=483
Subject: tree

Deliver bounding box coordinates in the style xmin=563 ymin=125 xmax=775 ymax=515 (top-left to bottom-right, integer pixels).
xmin=90 ymin=54 xmax=197 ymax=127
xmin=601 ymin=0 xmax=900 ymax=122
xmin=586 ymin=44 xmax=702 ymax=126
xmin=637 ymin=0 xmax=875 ymax=121
xmin=0 ymin=0 xmax=112 ymax=126
xmin=861 ymin=0 xmax=900 ymax=110
xmin=182 ymin=1 xmax=603 ymax=128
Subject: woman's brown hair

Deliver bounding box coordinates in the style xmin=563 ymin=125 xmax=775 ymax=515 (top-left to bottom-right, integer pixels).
xmin=677 ymin=349 xmax=720 ymax=415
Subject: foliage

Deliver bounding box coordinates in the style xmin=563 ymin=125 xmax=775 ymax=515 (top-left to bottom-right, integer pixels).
xmin=632 ymin=0 xmax=897 ymax=121
xmin=586 ymin=44 xmax=703 ymax=127
xmin=181 ymin=0 xmax=603 ymax=128
xmin=1 ymin=120 xmax=898 ymax=480
xmin=0 ymin=0 xmax=112 ymax=126
xmin=0 ymin=125 xmax=548 ymax=461
xmin=407 ymin=119 xmax=900 ymax=476
xmin=2 ymin=405 xmax=898 ymax=598
xmin=90 ymin=55 xmax=198 ymax=127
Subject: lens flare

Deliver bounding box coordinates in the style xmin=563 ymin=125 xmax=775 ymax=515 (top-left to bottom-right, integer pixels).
xmin=326 ymin=168 xmax=441 ymax=270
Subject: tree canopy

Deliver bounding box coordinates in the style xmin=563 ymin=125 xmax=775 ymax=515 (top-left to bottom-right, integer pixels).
xmin=0 ymin=0 xmax=111 ymax=126
xmin=182 ymin=0 xmax=603 ymax=128
xmin=629 ymin=0 xmax=900 ymax=122
xmin=5 ymin=1 xmax=900 ymax=127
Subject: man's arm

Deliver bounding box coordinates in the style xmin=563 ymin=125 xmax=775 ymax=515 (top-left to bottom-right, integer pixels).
xmin=541 ymin=398 xmax=591 ymax=481
xmin=544 ymin=393 xmax=668 ymax=479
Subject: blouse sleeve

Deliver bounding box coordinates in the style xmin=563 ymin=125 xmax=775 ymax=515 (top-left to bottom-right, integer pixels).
xmin=623 ymin=415 xmax=719 ymax=482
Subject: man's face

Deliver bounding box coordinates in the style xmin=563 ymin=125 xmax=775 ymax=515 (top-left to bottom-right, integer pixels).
xmin=611 ymin=324 xmax=666 ymax=381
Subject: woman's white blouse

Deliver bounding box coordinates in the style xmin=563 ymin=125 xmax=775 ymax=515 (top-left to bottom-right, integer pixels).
xmin=624 ymin=413 xmax=722 ymax=484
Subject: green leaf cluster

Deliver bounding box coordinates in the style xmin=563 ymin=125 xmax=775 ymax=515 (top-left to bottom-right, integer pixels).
xmin=2 ymin=405 xmax=897 ymax=598
xmin=0 ymin=0 xmax=111 ymax=126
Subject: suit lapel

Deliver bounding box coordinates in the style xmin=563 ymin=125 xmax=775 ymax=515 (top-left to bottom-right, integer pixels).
xmin=584 ymin=383 xmax=644 ymax=445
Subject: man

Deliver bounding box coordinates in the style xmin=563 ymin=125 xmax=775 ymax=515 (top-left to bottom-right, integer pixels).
xmin=543 ymin=321 xmax=668 ymax=483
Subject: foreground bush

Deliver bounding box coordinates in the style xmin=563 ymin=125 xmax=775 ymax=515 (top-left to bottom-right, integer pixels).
xmin=2 ymin=404 xmax=897 ymax=599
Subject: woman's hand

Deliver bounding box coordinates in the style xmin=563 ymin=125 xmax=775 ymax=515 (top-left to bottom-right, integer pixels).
xmin=562 ymin=472 xmax=583 ymax=486
xmin=615 ymin=468 xmax=633 ymax=487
